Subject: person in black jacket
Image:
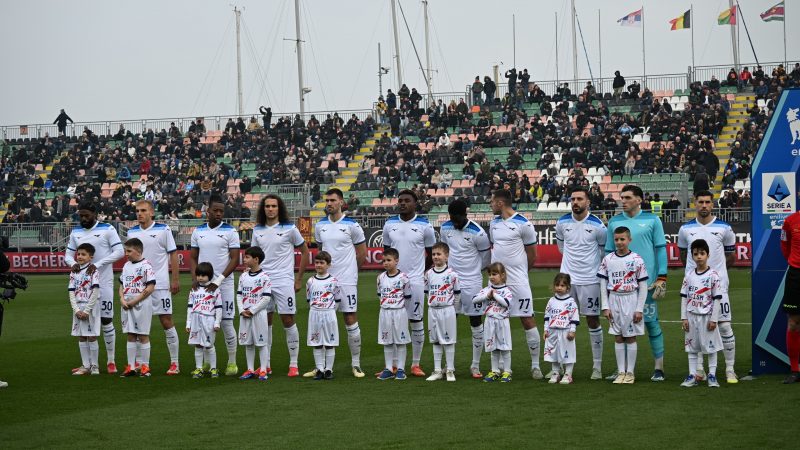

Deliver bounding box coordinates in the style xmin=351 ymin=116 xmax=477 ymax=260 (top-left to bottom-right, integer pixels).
xmin=612 ymin=71 xmax=625 ymax=99
xmin=259 ymin=106 xmax=272 ymax=129
xmin=483 ymin=76 xmax=496 ymax=106
xmin=53 ymin=109 xmax=73 ymax=136
xmin=505 ymin=68 xmax=517 ymax=101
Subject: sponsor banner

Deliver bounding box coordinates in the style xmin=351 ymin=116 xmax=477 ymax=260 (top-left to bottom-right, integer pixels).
xmin=761 ymin=172 xmax=796 ymax=229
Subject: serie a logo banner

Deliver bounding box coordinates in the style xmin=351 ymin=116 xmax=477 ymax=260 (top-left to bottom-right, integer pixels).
xmin=762 ymin=172 xmax=796 ymax=229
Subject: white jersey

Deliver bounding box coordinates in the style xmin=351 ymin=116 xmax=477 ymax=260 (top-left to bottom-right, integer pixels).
xmin=680 ymin=268 xmax=723 ymax=316
xmin=544 ymin=295 xmax=580 ymax=332
xmin=315 ymin=215 xmax=365 ymax=285
xmin=677 ymin=217 xmax=736 ymax=285
xmin=474 ymin=285 xmax=512 ymax=320
xmin=382 ymin=215 xmax=436 ymax=281
xmin=65 ymin=222 xmax=123 ymax=288
xmin=489 ymin=213 xmax=537 ymax=286
xmin=597 ymin=251 xmax=649 ymax=293
xmin=439 ymin=219 xmax=491 ymax=287
xmin=377 ymin=271 xmax=412 ymax=309
xmin=555 ymin=213 xmax=607 ymax=285
xmin=424 ymin=266 xmax=460 ymax=308
xmin=120 ymin=259 xmax=156 ymax=299
xmin=306 ymin=274 xmax=342 ymax=310
xmin=237 ymin=269 xmax=272 ymax=312
xmin=68 ymin=264 xmax=100 ymax=306
xmin=251 ymin=222 xmax=304 ymax=284
xmin=188 ymin=286 xmax=223 ymax=317
xmin=191 ymin=222 xmax=240 ymax=279
xmin=127 ymin=222 xmax=177 ymax=290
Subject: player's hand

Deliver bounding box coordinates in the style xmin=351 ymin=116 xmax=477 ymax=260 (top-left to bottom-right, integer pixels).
xmin=682 ymin=319 xmax=689 ymax=332
xmin=543 ymin=330 xmax=549 ymax=339
xmin=603 ymin=309 xmax=613 ymax=322
xmin=86 ymin=264 xmax=97 ymax=275
xmin=186 ymin=327 xmax=191 ymax=334
xmin=707 ymin=321 xmax=717 ymax=331
xmin=567 ymin=331 xmax=576 ymax=341
xmin=206 ymin=283 xmax=219 ymax=292
xmin=213 ymin=326 xmax=220 ymax=331
xmin=71 ymin=263 xmax=82 ymax=273
xmin=633 ymin=312 xmax=643 ymax=323
xmin=120 ymin=300 xmax=129 ymax=310
xmin=294 ymin=278 xmax=302 ymax=292
xmin=649 ymin=279 xmax=667 ymax=299
xmin=170 ymin=280 xmax=181 ymax=295
xmin=242 ymin=310 xmax=253 ymax=318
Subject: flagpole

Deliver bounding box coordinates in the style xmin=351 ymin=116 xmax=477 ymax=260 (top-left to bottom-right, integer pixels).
xmin=641 ymin=5 xmax=646 ymax=88
xmin=598 ymin=9 xmax=602 ymax=91
xmin=784 ymin=2 xmax=788 ymax=67
xmin=690 ymin=5 xmax=696 ymax=73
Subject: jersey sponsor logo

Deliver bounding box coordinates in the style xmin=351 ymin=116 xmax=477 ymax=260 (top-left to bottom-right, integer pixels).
xmin=339 ymin=228 xmax=347 ymax=233
xmin=585 ymin=229 xmax=593 ymax=233
xmin=149 ymin=234 xmax=157 ymax=238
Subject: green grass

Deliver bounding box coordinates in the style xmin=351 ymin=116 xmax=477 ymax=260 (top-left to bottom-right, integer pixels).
xmin=0 ymin=269 xmax=795 ymax=448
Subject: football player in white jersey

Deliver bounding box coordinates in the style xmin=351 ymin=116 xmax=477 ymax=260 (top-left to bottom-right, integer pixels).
xmin=677 ymin=190 xmax=738 ymax=384
xmin=189 ymin=195 xmax=241 ymax=376
xmin=313 ymin=188 xmax=367 ymax=378
xmin=440 ymin=199 xmax=491 ymax=378
xmin=488 ymin=189 xmax=542 ymax=379
xmin=65 ymin=201 xmax=124 ymax=374
xmin=251 ymin=194 xmax=309 ymax=377
xmin=555 ymin=187 xmax=607 ymax=380
xmin=127 ymin=200 xmax=181 ymax=375
xmin=381 ymin=189 xmax=436 ymax=377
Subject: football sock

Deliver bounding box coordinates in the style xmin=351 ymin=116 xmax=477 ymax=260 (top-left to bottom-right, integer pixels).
xmin=551 ymin=362 xmax=561 ymax=375
xmin=164 ymin=327 xmax=180 ymax=364
xmin=501 ymin=350 xmax=512 ymax=373
xmin=708 ymin=352 xmax=718 ymax=377
xmin=410 ymin=321 xmax=425 ymax=365
xmin=194 ymin=347 xmax=204 ymax=369
xmin=788 ymin=329 xmax=800 ymax=372
xmin=491 ymin=351 xmax=500 ymax=373
xmin=589 ymin=326 xmax=604 ymax=370
xmin=258 ymin=345 xmax=269 ymax=372
xmin=207 ymin=347 xmax=217 ymax=369
xmin=719 ymin=322 xmax=736 ymax=372
xmin=432 ymin=344 xmax=443 ymax=371
xmin=102 ymin=323 xmax=116 ymax=363
xmin=625 ymin=342 xmax=638 ymax=374
xmin=221 ymin=320 xmax=237 ymax=365
xmin=267 ymin=325 xmax=273 ymax=368
xmin=645 ymin=320 xmax=664 ymax=369
xmin=126 ymin=341 xmax=137 ymax=367
xmin=444 ymin=344 xmax=455 ymax=371
xmin=564 ymin=363 xmax=574 ymax=376
xmin=471 ymin=325 xmax=484 ymax=368
xmin=78 ymin=341 xmax=90 ymax=368
xmin=384 ymin=346 xmax=394 ymax=371
xmin=89 ymin=340 xmax=99 ymax=367
xmin=313 ymin=348 xmax=324 ymax=371
xmin=246 ymin=345 xmax=256 ymax=372
xmin=346 ymin=322 xmax=361 ymax=367
xmin=395 ymin=344 xmax=407 ymax=370
xmin=688 ymin=353 xmax=698 ymax=375
xmin=139 ymin=342 xmax=151 ymax=366
xmin=285 ymin=324 xmax=300 ymax=367
xmin=615 ymin=342 xmax=626 ymax=374
xmin=525 ymin=327 xmax=541 ymax=369
xmin=324 ymin=348 xmax=335 ymax=371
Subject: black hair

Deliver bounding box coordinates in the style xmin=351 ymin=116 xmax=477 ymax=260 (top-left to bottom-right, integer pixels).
xmin=76 ymin=243 xmax=95 ymax=256
xmin=492 ymin=189 xmax=513 ymax=205
xmin=195 ymin=262 xmax=214 ymax=279
xmin=614 ymin=226 xmax=631 ymax=237
xmin=244 ymin=246 xmax=265 ymax=264
xmin=397 ymin=189 xmax=418 ymax=202
xmin=208 ymin=194 xmax=225 ymax=208
xmin=694 ymin=190 xmax=713 ymax=200
xmin=257 ymin=194 xmax=290 ymax=225
xmin=314 ymin=251 xmax=332 ymax=264
xmin=325 ymin=188 xmax=344 ymax=199
xmin=621 ymin=184 xmax=644 ymax=199
xmin=448 ymin=198 xmax=468 ymax=215
xmin=78 ymin=201 xmax=96 ymax=213
xmin=691 ymin=239 xmax=710 ymax=255
xmin=569 ymin=186 xmax=590 ymax=198
xmin=383 ymin=248 xmax=400 ymax=260
xmin=124 ymin=238 xmax=143 ymax=253
xmin=553 ymin=272 xmax=572 ymax=289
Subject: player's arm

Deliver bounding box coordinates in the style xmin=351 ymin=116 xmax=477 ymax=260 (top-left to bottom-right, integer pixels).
xmin=169 ymin=250 xmax=180 ymax=294
xmin=189 ymin=230 xmax=200 ymax=283
xmin=95 ymin=231 xmax=124 ymax=269
xmin=525 ymin=245 xmax=537 ymax=270
xmin=679 ymin=248 xmax=688 ymax=266
xmin=65 ymin=234 xmax=78 ymax=269
xmin=724 ymin=227 xmax=736 ymax=268
xmin=677 ymin=227 xmax=688 ymax=266
xmin=355 ymin=242 xmax=367 ymax=269
xmin=352 ymin=223 xmax=367 ymax=269
xmin=555 ymin=223 xmax=564 ymax=254
xmin=424 ymin=224 xmax=436 ymax=272
xmin=425 ymin=247 xmax=433 ymax=272
xmin=222 ymin=248 xmax=239 ymax=279
xmin=652 ymin=218 xmax=668 ymax=286
xmin=453 ymin=274 xmax=461 ymax=312
xmin=295 ymin=242 xmax=309 ymax=292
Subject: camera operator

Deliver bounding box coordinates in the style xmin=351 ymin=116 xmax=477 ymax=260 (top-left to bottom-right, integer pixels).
xmin=0 ymin=245 xmax=9 ymax=388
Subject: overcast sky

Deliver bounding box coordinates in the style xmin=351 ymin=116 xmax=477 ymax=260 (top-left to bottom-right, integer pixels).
xmin=1 ymin=0 xmax=794 ymax=125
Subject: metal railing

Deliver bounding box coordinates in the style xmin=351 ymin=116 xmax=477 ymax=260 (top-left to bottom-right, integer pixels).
xmin=692 ymin=60 xmax=797 ymax=85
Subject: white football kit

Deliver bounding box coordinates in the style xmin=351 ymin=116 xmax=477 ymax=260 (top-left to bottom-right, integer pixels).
xmin=120 ymin=259 xmax=156 ymax=335
xmin=315 ymin=215 xmax=365 ymax=313
xmin=556 ymin=213 xmax=606 ymax=316
xmin=65 ymin=222 xmax=124 ymax=319
xmin=251 ymin=222 xmax=305 ymax=315
xmin=489 ymin=213 xmax=537 ymax=317
xmin=440 ymin=219 xmax=491 ymax=315
xmin=382 ymin=215 xmax=436 ymax=321
xmin=425 ymin=266 xmax=460 ymax=345
xmin=597 ymin=251 xmax=649 ymax=337
xmin=306 ymin=274 xmax=342 ymax=347
xmin=473 ymin=285 xmax=513 ymax=352
xmin=191 ymin=222 xmax=240 ymax=319
xmin=680 ymin=268 xmax=724 ymax=354
xmin=237 ymin=269 xmax=272 ymax=347
xmin=377 ymin=271 xmax=412 ymax=345
xmin=127 ymin=222 xmax=178 ymax=315
xmin=543 ymin=295 xmax=580 ymax=364
xmin=187 ymin=286 xmax=223 ymax=348
xmin=69 ymin=265 xmax=101 ymax=337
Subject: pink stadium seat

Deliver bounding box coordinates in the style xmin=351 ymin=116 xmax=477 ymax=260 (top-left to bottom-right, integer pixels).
xmin=372 ymin=198 xmax=381 ymax=206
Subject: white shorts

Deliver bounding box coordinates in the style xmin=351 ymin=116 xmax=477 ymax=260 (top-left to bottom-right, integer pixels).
xmin=121 ymin=298 xmax=153 ymax=335
xmin=718 ymin=291 xmax=733 ymax=322
xmin=507 ymin=284 xmax=534 ymax=317
xmin=71 ymin=304 xmax=101 ymax=337
xmin=219 ymin=280 xmax=236 ymax=320
xmin=406 ymin=281 xmax=425 ymax=321
xmin=269 ymin=281 xmax=296 ymax=315
xmin=99 ymin=285 xmax=114 ymax=319
xmin=239 ymin=309 xmax=270 ymax=346
xmin=460 ymin=283 xmax=485 ymax=316
xmin=607 ymin=292 xmax=644 ymax=337
xmin=188 ymin=314 xmax=217 ymax=348
xmin=483 ymin=316 xmax=512 ymax=352
xmin=307 ymin=309 xmax=339 ymax=347
xmin=378 ymin=308 xmax=410 ymax=345
xmin=571 ymin=284 xmax=601 ymax=316
xmin=428 ymin=307 xmax=457 ymax=344
xmin=543 ymin=328 xmax=577 ymax=364
xmin=338 ymin=284 xmax=358 ymax=314
xmin=685 ymin=313 xmax=723 ymax=354
xmin=150 ymin=289 xmax=173 ymax=315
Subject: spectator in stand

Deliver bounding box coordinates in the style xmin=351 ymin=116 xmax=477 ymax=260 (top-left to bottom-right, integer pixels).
xmin=613 ymin=71 xmax=626 ymax=99
xmin=505 ymin=68 xmax=518 ymax=101
xmin=259 ymin=106 xmax=272 ymax=129
xmin=627 ymin=80 xmax=641 ymax=98
xmin=739 ymin=67 xmax=752 ymax=89
xmin=386 ymin=89 xmax=397 ymax=111
xmin=693 ymin=165 xmax=710 ymax=192
xmin=725 ymin=69 xmax=738 ymax=87
xmin=602 ymin=194 xmax=618 ymax=212
xmin=483 ymin=76 xmax=496 ymax=106
xmin=472 ymin=76 xmax=484 ymax=106
xmin=53 ymin=109 xmax=74 ymax=136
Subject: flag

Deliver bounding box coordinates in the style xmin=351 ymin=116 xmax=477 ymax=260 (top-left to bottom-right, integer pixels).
xmin=718 ymin=6 xmax=737 ymax=25
xmin=669 ymin=9 xmax=691 ymax=30
xmin=760 ymin=2 xmax=785 ymax=22
xmin=618 ymin=8 xmax=642 ymax=27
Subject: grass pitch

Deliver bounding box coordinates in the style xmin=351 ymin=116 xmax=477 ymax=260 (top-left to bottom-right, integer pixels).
xmin=1 ymin=268 xmax=797 ymax=448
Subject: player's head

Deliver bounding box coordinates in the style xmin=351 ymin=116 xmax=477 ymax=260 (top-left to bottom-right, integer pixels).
xmin=207 ymin=194 xmax=225 ymax=227
xmin=613 ymin=226 xmax=632 ymax=252
xmin=569 ymin=186 xmax=590 ymax=216
xmin=195 ymin=262 xmax=214 ymax=283
xmin=243 ymin=246 xmax=265 ymax=269
xmin=382 ymin=247 xmax=399 ymax=272
xmin=124 ymin=237 xmax=144 ymax=261
xmin=486 ymin=262 xmax=507 ymax=286
xmin=324 ymin=188 xmax=344 ymax=216
xmin=431 ymin=242 xmax=449 ymax=267
xmin=691 ymin=238 xmax=710 ymax=267
xmin=257 ymin=194 xmax=290 ymax=225
xmin=620 ymin=185 xmax=644 ymax=214
xmin=135 ymin=199 xmax=155 ymax=225
xmin=447 ymin=199 xmax=469 ymax=229
xmin=694 ymin=190 xmax=714 ymax=218
xmin=77 ymin=201 xmax=97 ymax=229
xmin=397 ymin=189 xmax=418 ymax=216
xmin=75 ymin=243 xmax=95 ymax=264
xmin=553 ymin=272 xmax=571 ymax=295
xmin=314 ymin=251 xmax=332 ymax=274
xmin=490 ymin=189 xmax=513 ymax=215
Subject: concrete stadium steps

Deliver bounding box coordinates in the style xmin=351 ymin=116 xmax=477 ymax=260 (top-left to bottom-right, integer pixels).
xmin=711 ymin=93 xmax=755 ymax=201
xmin=0 ymin=144 xmax=59 ymax=222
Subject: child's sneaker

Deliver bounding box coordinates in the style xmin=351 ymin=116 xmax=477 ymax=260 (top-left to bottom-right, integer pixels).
xmin=287 ymin=366 xmax=300 ymax=377
xmin=139 ymin=364 xmax=151 ymax=377
xmin=107 ymin=362 xmax=118 ymax=374
xmin=606 ymin=371 xmax=619 ymax=381
xmin=707 ymin=374 xmax=720 ymax=388
xmin=209 ymin=368 xmax=219 ymax=378
xmin=323 ymin=370 xmax=334 ymax=380
xmin=531 ymin=367 xmax=544 ymax=379
xmin=470 ymin=367 xmax=483 ymax=379
xmin=612 ymin=373 xmax=626 ymax=384
xmin=590 ymin=368 xmax=603 ymax=380
xmin=726 ymin=370 xmax=739 ymax=384
xmin=71 ymin=366 xmax=84 ymax=374
xmin=375 ymin=366 xmax=396 ymax=377
xmin=191 ymin=368 xmax=204 ymax=379
xmin=121 ymin=365 xmax=137 ymax=377
xmin=90 ymin=365 xmax=100 ymax=376
xmin=548 ymin=372 xmax=561 ymax=384
xmin=266 ymin=367 xmax=272 ymax=375
xmin=377 ymin=369 xmax=395 ymax=380
xmin=225 ymin=363 xmax=238 ymax=376
xmin=500 ymin=371 xmax=512 ymax=383
xmin=680 ymin=374 xmax=698 ymax=387
xmin=446 ymin=370 xmax=456 ymax=382
xmin=166 ymin=362 xmax=180 ymax=376
xmin=559 ymin=374 xmax=573 ymax=385
xmin=352 ymin=366 xmax=365 ymax=378
xmin=426 ymin=370 xmax=444 ymax=381
xmin=694 ymin=368 xmax=706 ymax=381
xmin=72 ymin=366 xmax=89 ymax=376
xmin=622 ymin=372 xmax=636 ymax=384
xmin=395 ymin=368 xmax=407 ymax=380
xmin=202 ymin=362 xmax=211 ymax=373
xmin=313 ymin=370 xmax=325 ymax=381
xmin=303 ymin=368 xmax=319 ymax=378
xmin=650 ymin=369 xmax=665 ymax=382
xmin=239 ymin=370 xmax=258 ymax=380
xmin=483 ymin=371 xmax=500 ymax=382
xmin=410 ymin=365 xmax=425 ymax=377
xmin=258 ymin=370 xmax=269 ymax=381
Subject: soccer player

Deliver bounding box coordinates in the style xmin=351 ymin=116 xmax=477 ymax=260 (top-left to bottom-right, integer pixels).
xmin=598 ymin=227 xmax=649 ymax=384
xmin=555 ymin=187 xmax=607 ymax=380
xmin=127 ymin=200 xmax=181 ymax=375
xmin=251 ymin=194 xmax=309 ymax=377
xmin=543 ymin=273 xmax=579 ymax=385
xmin=781 ymin=206 xmax=800 ymax=384
xmin=424 ymin=243 xmax=460 ymax=382
xmin=488 ymin=189 xmax=542 ymax=379
xmin=679 ymin=239 xmax=724 ymax=388
xmin=189 ymin=195 xmax=241 ymax=376
xmin=382 ymin=189 xmax=435 ymax=376
xmin=119 ymin=238 xmax=156 ymax=377
xmin=473 ymin=262 xmax=513 ymax=383
xmin=65 ymin=201 xmax=124 ymax=374
xmin=605 ymin=185 xmax=668 ymax=382
xmin=237 ymin=247 xmax=272 ymax=381
xmin=313 ymin=188 xmax=367 ymax=378
xmin=306 ymin=251 xmax=342 ymax=380
xmin=440 ymin=199 xmax=491 ymax=378
xmin=69 ymin=243 xmax=101 ymax=376
xmin=187 ymin=262 xmax=223 ymax=379
xmin=376 ymin=248 xmax=412 ymax=381
xmin=677 ymin=191 xmax=738 ymax=383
